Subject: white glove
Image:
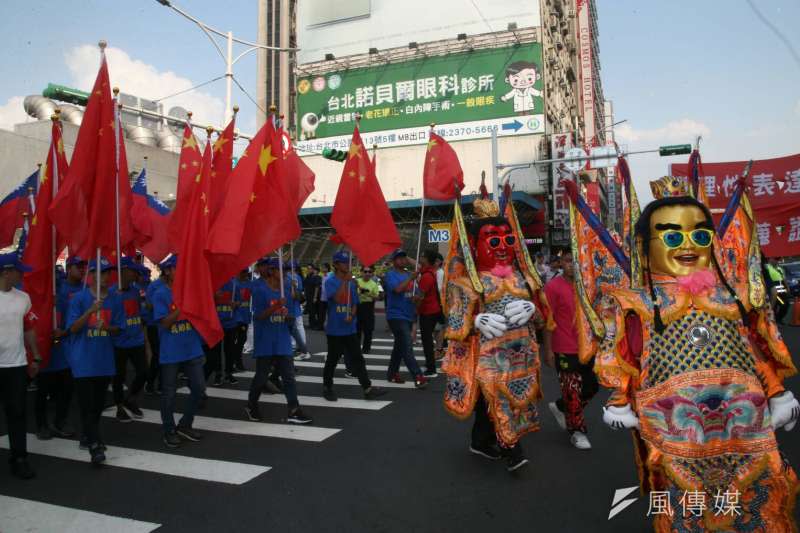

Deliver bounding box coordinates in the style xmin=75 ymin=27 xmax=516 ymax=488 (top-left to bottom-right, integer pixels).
xmin=603 ymin=404 xmax=640 ymax=430
xmin=504 ymin=299 xmax=536 ymax=327
xmin=475 ymin=313 xmax=508 ymax=339
xmin=769 ymin=391 xmax=800 ymax=432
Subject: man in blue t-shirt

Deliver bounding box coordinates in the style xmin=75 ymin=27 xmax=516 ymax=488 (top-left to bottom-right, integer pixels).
xmin=151 ymin=255 xmax=205 ymax=448
xmin=109 ymin=257 xmax=151 ymax=423
xmin=34 ymin=255 xmax=84 ymax=440
xmin=286 ymin=260 xmax=311 ymax=361
xmin=205 ymin=278 xmax=239 ymax=386
xmin=384 ymin=249 xmax=426 ymax=388
xmin=143 ymin=265 xmax=166 ymax=395
xmin=230 ymin=269 xmax=252 ymax=372
xmin=322 ymin=251 xmax=386 ymax=402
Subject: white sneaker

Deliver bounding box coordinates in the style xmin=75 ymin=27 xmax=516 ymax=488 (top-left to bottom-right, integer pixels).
xmin=295 ymin=352 xmax=312 ymax=361
xmin=548 ymin=401 xmax=567 ymax=431
xmin=570 ymin=431 xmax=591 ymax=450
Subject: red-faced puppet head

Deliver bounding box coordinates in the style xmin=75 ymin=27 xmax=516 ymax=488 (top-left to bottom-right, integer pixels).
xmin=470 ymin=216 xmax=517 ymax=271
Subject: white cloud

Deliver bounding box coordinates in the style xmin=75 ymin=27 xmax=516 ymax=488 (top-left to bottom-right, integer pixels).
xmin=64 ymin=45 xmax=225 ymax=126
xmin=0 ymin=96 xmax=29 ymax=131
xmin=615 ymin=118 xmax=711 ymax=146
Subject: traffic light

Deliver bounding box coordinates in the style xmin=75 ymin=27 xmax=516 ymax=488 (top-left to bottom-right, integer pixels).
xmin=658 ymin=144 xmax=692 ymax=156
xmin=322 ymin=148 xmax=347 ymax=162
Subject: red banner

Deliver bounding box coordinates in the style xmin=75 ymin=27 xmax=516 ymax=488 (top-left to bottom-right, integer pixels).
xmin=671 ymin=153 xmax=800 ymax=258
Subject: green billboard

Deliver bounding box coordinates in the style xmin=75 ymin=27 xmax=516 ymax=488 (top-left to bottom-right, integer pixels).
xmin=295 ymin=42 xmax=544 ymax=148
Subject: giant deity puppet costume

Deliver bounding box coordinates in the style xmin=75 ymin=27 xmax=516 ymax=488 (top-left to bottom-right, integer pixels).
xmin=440 ymin=181 xmax=553 ymax=473
xmin=566 ymin=154 xmax=799 ymax=531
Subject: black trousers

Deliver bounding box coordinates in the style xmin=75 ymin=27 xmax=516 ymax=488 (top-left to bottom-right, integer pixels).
xmin=145 ymin=325 xmax=160 ymax=388
xmin=113 ymin=345 xmax=147 ymax=404
xmin=248 ymin=357 xmax=299 ymax=409
xmin=318 ymin=302 xmax=328 ymax=329
xmin=419 ymin=313 xmax=441 ymax=372
xmin=471 ymin=392 xmax=496 ymax=448
xmin=231 ymin=324 xmax=248 ymax=368
xmin=308 ymin=299 xmax=322 ymax=328
xmin=203 ymin=328 xmax=238 ymax=379
xmin=35 ymin=368 xmax=73 ymax=429
xmin=324 ymin=335 xmax=371 ymax=389
xmin=356 ymin=302 xmax=375 ymax=353
xmin=0 ymin=365 xmax=29 ymax=461
xmin=74 ymin=376 xmax=111 ymax=447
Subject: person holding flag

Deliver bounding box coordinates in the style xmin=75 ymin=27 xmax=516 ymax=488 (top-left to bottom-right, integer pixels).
xmin=206 ymin=278 xmax=239 ymax=387
xmin=66 ymin=257 xmax=123 ymax=465
xmin=230 ymin=269 xmax=252 ymax=373
xmin=286 ymin=260 xmax=311 ymax=361
xmin=151 ymin=255 xmax=206 ymax=448
xmin=143 ymin=263 xmax=166 ymax=395
xmin=245 ymin=257 xmax=312 ymax=424
xmin=322 ymin=251 xmax=386 ymax=402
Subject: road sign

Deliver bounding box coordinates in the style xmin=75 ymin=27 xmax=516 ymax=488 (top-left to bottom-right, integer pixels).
xmin=427 ymin=228 xmax=451 ymax=243
xmin=659 ymin=144 xmax=692 ymax=156
xmin=563 ymin=147 xmax=588 ymax=172
xmin=589 ymin=145 xmax=617 ymax=169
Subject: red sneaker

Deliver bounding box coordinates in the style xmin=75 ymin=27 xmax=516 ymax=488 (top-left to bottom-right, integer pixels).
xmin=414 ymin=375 xmax=428 ymax=389
xmin=388 ymin=374 xmax=405 ymax=384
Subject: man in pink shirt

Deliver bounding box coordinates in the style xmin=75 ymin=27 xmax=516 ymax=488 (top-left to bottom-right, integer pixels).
xmin=543 ymin=251 xmax=598 ymax=450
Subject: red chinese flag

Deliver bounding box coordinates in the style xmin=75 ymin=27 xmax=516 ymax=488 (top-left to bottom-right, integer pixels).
xmin=22 ymin=120 xmax=69 ymax=367
xmin=209 ymin=116 xmax=235 ymax=223
xmin=167 ymin=124 xmax=203 ymax=251
xmin=206 ymin=119 xmax=301 ymax=289
xmin=114 ymin=116 xmax=136 ymax=260
xmin=49 ymin=54 xmax=118 ymax=257
xmin=330 ymin=126 xmax=400 ymax=266
xmin=422 ymin=132 xmax=464 ymax=200
xmin=283 ymin=134 xmax=315 ymax=211
xmin=172 ymin=138 xmax=223 ymax=347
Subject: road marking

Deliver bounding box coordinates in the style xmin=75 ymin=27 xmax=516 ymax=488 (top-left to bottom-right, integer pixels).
xmin=0 ymin=495 xmax=161 ymax=533
xmin=102 ymin=408 xmax=340 ymax=442
xmin=312 ymin=352 xmax=425 ymax=362
xmin=295 ymin=360 xmax=388 ymax=372
xmin=0 ymin=435 xmax=269 ymax=485
xmin=367 ymin=341 xmax=424 ymax=351
xmin=237 ymin=371 xmax=416 ymax=389
xmin=180 ymin=386 xmax=391 ymax=410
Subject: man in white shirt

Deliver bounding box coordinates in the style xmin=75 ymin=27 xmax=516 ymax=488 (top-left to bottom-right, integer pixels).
xmin=0 ymin=252 xmax=42 ymax=479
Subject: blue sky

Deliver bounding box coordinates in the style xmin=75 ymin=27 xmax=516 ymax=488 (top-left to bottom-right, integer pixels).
xmin=1 ymin=0 xmax=798 ymax=203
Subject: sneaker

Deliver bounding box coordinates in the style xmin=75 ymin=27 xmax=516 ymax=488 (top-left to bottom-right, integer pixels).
xmin=323 ymin=387 xmax=338 ymax=402
xmin=163 ymin=431 xmax=181 ymax=448
xmin=570 ymin=431 xmax=592 ymax=450
xmin=177 ymin=426 xmax=202 ymax=442
xmin=505 ymin=447 xmax=529 ymax=473
xmin=36 ymin=426 xmax=54 ymax=440
xmin=79 ymin=435 xmax=89 ymax=450
xmin=295 ymin=352 xmax=312 ymax=361
xmin=363 ymin=386 xmax=388 ymax=399
xmin=548 ymin=401 xmax=567 ymax=431
xmin=287 ymin=408 xmax=313 ymax=424
xmin=469 ymin=443 xmax=502 ymax=460
xmin=124 ymin=400 xmax=144 ymax=419
xmin=51 ymin=425 xmax=76 ymax=438
xmin=414 ymin=375 xmax=428 ymax=389
xmin=212 ymin=375 xmax=223 ymax=387
xmin=244 ymin=405 xmax=263 ymax=422
xmin=89 ymin=445 xmax=106 ymax=465
xmin=423 ymin=369 xmax=438 ymax=378
xmin=388 ymin=374 xmax=405 ymax=384
xmin=224 ymin=374 xmax=238 ymax=385
xmin=344 ymin=370 xmax=356 ymax=378
xmin=10 ymin=458 xmax=35 ymax=479
xmin=116 ymin=405 xmax=133 ymax=423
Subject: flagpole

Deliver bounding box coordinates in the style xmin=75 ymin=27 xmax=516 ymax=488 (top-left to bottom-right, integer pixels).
xmin=346 ymin=252 xmax=352 ymax=321
xmin=51 ymin=112 xmax=61 ymax=334
xmin=278 ymin=245 xmax=285 ymax=299
xmin=113 ymin=88 xmax=122 ymax=289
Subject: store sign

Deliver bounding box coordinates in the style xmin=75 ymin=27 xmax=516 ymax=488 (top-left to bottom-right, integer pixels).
xmin=296 ymin=43 xmax=544 ymax=153
xmin=576 ymin=0 xmax=595 ymax=143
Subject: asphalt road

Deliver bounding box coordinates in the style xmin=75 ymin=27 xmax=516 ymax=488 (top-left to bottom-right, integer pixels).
xmin=1 ymin=317 xmax=799 ymax=533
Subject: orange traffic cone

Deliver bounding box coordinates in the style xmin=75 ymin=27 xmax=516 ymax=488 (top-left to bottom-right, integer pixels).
xmin=790 ymin=298 xmax=800 ymax=327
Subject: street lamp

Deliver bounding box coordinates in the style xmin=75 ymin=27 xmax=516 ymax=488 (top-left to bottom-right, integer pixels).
xmin=154 ymin=0 xmax=300 ymax=124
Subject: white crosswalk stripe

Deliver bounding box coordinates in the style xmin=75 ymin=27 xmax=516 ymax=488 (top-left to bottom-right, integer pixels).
xmin=369 ymin=340 xmax=424 ymax=351
xmin=311 ymin=352 xmax=425 ymax=362
xmin=101 ymin=408 xmax=340 ymax=442
xmin=0 ymin=495 xmax=161 ymax=533
xmin=236 ymin=370 xmax=417 ymax=389
xmin=0 ymin=435 xmax=270 ymax=485
xmin=184 ymin=385 xmax=391 ymax=410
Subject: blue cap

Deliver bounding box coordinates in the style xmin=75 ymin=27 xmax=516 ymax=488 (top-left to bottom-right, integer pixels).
xmin=159 ymin=255 xmax=177 ymax=270
xmin=391 ymin=249 xmax=407 ymax=260
xmin=257 ymin=257 xmax=281 ymax=268
xmin=332 ymin=251 xmax=350 ymax=264
xmin=120 ymin=257 xmax=148 ymax=275
xmin=88 ymin=257 xmax=114 ymax=273
xmin=0 ymin=252 xmax=32 ymax=272
xmin=66 ymin=255 xmax=86 ymax=267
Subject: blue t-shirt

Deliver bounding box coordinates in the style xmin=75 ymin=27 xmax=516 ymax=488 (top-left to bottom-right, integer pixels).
xmin=251 ymin=280 xmax=292 ymax=357
xmin=216 ymin=280 xmax=238 ymax=330
xmin=45 ymin=280 xmax=84 ymax=373
xmin=109 ymin=284 xmax=146 ymax=348
xmin=286 ymin=272 xmax=304 ymax=318
xmin=66 ymin=288 xmax=122 ymax=378
xmin=144 ymin=278 xmax=164 ymax=327
xmin=152 ymin=283 xmax=204 ymax=364
xmin=385 ymin=269 xmax=416 ymax=322
xmin=324 ymin=276 xmax=359 ymax=336
xmin=234 ymin=278 xmax=253 ymax=325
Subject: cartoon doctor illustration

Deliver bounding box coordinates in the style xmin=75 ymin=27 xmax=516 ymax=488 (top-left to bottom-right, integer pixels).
xmin=500 ymin=61 xmax=542 ymax=113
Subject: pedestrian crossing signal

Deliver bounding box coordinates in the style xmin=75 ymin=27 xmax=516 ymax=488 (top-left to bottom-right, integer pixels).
xmin=322 ymin=148 xmax=348 ymax=162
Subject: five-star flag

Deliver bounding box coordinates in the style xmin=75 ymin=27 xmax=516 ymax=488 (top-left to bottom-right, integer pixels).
xmin=422 ymin=132 xmax=464 ymax=201
xmin=330 ymin=125 xmax=400 ymax=266
xmin=168 ymin=123 xmax=203 ymax=250
xmin=209 ymin=115 xmax=236 ymax=223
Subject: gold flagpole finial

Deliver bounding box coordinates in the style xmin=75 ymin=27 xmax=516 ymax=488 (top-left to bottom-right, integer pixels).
xmin=232 ymin=105 xmax=240 ymax=115
xmin=98 ymin=40 xmax=107 ymax=51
